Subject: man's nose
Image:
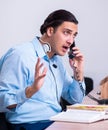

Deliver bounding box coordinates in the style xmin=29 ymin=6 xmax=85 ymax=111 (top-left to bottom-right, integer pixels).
xmin=68 ymin=36 xmax=74 ymax=45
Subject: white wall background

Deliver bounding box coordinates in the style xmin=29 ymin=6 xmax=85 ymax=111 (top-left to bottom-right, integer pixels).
xmin=0 ymin=0 xmax=108 ymax=87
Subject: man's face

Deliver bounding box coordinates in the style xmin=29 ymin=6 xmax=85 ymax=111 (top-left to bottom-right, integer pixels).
xmin=49 ymin=21 xmax=78 ymax=56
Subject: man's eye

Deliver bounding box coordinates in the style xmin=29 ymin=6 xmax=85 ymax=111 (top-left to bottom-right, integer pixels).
xmin=63 ymin=31 xmax=69 ymax=35
xmin=74 ymin=33 xmax=77 ymax=38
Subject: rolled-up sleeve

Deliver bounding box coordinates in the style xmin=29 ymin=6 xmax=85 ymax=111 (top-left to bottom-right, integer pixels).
xmin=61 ymin=72 xmax=86 ymax=105
xmin=0 ymin=49 xmax=29 ymax=112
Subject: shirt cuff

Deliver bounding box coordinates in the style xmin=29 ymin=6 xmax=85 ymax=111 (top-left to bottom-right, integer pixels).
xmin=73 ymin=78 xmax=86 ymax=95
xmin=15 ymin=88 xmax=29 ymax=108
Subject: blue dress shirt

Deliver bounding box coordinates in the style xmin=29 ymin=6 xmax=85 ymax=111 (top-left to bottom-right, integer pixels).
xmin=0 ymin=37 xmax=85 ymax=124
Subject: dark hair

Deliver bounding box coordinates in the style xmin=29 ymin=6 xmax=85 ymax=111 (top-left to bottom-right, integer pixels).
xmin=40 ymin=9 xmax=78 ymax=34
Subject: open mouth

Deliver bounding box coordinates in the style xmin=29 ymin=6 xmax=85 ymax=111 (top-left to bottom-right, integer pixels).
xmin=62 ymin=46 xmax=69 ymax=52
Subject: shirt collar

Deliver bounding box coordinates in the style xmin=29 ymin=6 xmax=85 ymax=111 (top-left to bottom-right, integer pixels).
xmin=32 ymin=36 xmax=47 ymax=59
xmin=32 ymin=37 xmax=59 ymax=64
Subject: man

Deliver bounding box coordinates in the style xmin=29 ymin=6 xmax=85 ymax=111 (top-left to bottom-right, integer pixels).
xmin=0 ymin=9 xmax=85 ymax=130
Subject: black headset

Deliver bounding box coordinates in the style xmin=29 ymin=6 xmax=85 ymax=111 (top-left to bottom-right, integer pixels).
xmin=88 ymin=94 xmax=108 ymax=105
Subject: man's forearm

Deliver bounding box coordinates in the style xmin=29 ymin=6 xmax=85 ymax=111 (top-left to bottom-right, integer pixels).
xmin=74 ymin=68 xmax=84 ymax=82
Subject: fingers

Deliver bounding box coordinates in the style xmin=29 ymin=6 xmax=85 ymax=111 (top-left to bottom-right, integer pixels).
xmin=35 ymin=57 xmax=47 ymax=78
xmin=42 ymin=67 xmax=47 ymax=76
xmin=36 ymin=57 xmax=41 ymax=71
xmin=72 ymin=47 xmax=84 ymax=61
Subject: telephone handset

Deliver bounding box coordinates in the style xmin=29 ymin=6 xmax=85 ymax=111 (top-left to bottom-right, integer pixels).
xmin=68 ymin=41 xmax=76 ymax=59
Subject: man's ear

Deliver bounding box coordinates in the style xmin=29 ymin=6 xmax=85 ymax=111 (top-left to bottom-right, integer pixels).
xmin=46 ymin=27 xmax=54 ymax=37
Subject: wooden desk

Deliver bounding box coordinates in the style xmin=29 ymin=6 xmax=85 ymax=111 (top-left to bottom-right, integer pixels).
xmin=46 ymin=87 xmax=108 ymax=130
xmin=45 ymin=120 xmax=108 ymax=130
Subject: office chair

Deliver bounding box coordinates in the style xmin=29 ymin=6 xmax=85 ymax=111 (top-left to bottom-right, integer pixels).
xmin=0 ymin=113 xmax=8 ymax=130
xmin=84 ymin=77 xmax=94 ymax=95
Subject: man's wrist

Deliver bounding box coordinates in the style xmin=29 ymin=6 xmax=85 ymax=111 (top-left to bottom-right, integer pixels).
xmin=74 ymin=69 xmax=84 ymax=82
xmin=25 ymin=86 xmax=37 ymax=98
xmin=74 ymin=74 xmax=84 ymax=82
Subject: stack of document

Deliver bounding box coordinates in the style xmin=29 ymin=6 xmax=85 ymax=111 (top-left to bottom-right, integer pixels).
xmin=50 ymin=104 xmax=108 ymax=123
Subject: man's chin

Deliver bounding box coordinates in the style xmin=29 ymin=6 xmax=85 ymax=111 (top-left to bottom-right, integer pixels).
xmin=55 ymin=51 xmax=67 ymax=56
xmin=59 ymin=53 xmax=66 ymax=56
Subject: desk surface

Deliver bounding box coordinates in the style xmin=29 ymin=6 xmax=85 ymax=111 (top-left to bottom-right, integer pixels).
xmin=46 ymin=87 xmax=108 ymax=130
xmin=46 ymin=120 xmax=108 ymax=130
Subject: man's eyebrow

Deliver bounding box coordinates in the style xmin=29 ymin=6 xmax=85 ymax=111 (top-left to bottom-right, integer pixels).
xmin=64 ymin=28 xmax=72 ymax=32
xmin=64 ymin=28 xmax=78 ymax=35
